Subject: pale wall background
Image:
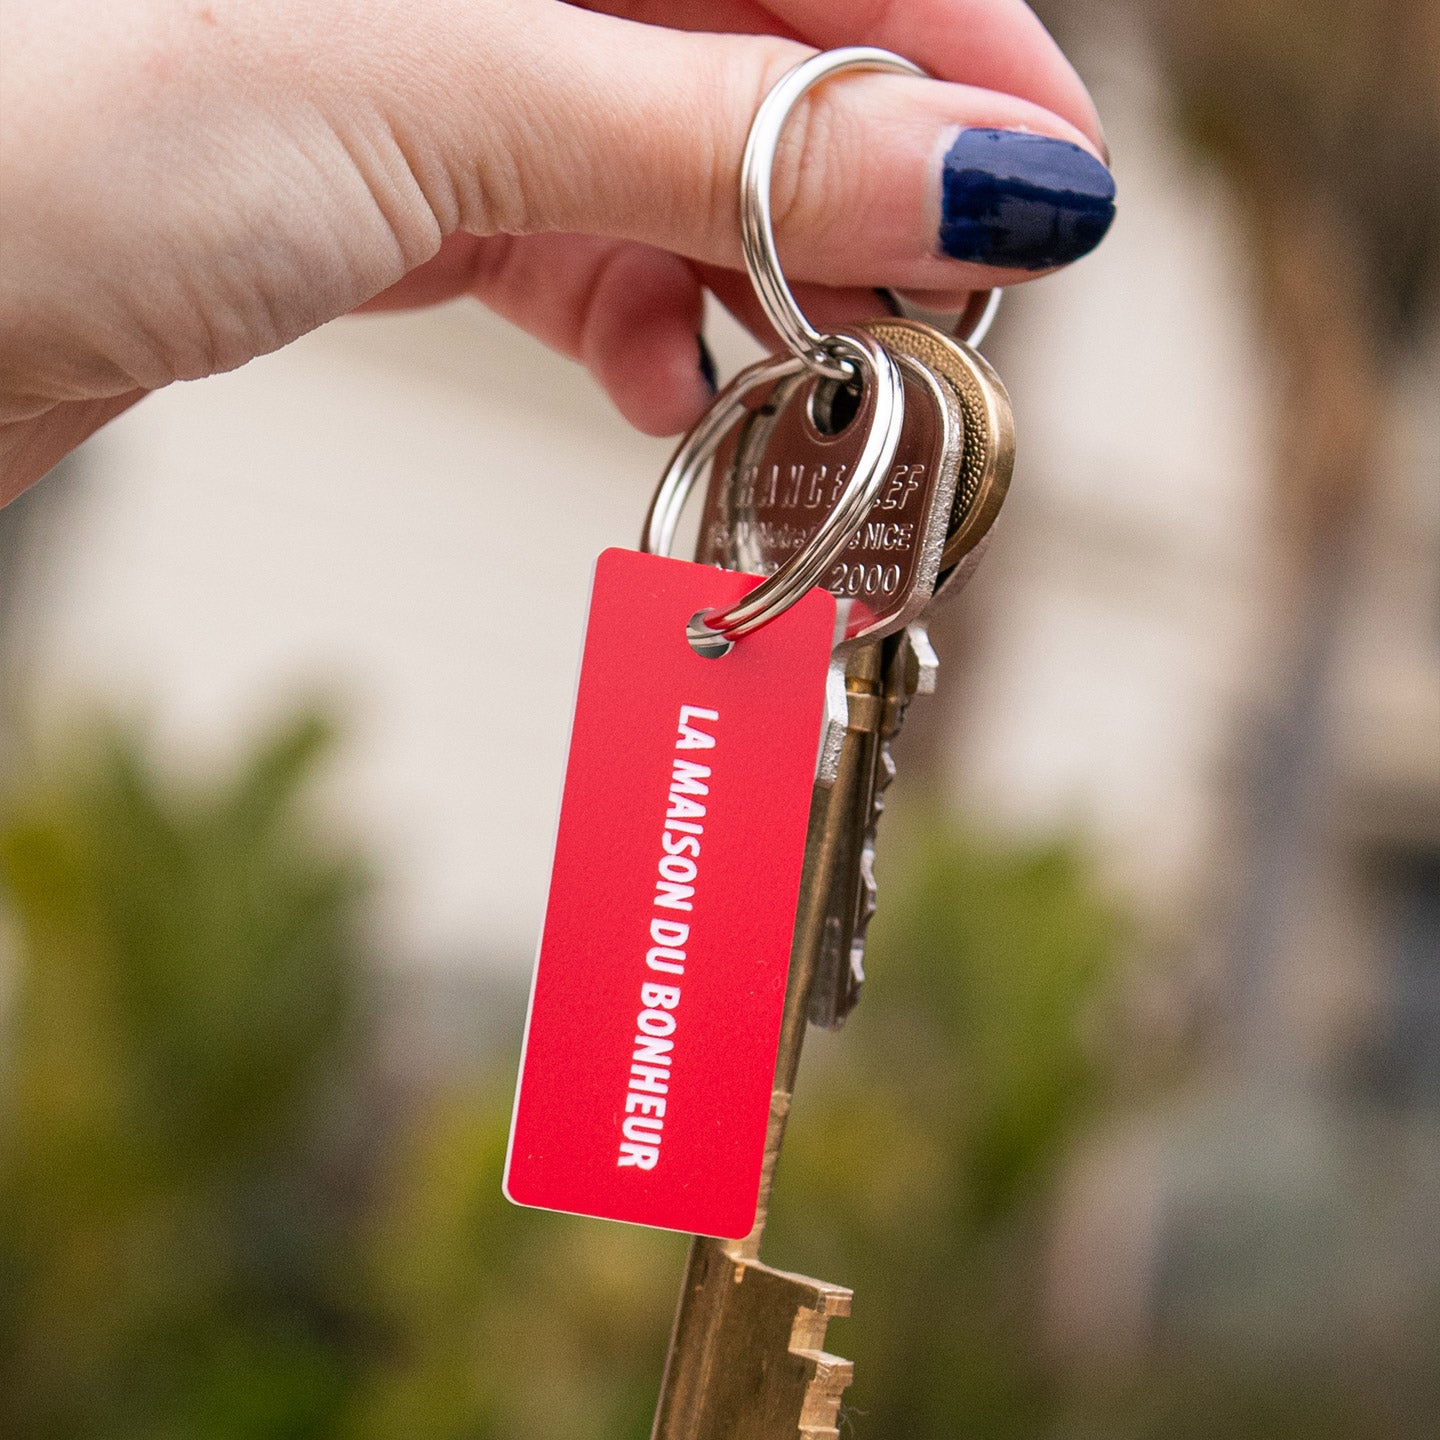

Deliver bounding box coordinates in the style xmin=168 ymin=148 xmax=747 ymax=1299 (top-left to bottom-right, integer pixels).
xmin=4 ymin=33 xmax=1432 ymax=993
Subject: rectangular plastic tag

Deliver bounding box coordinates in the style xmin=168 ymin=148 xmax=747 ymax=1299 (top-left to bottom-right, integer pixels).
xmin=505 ymin=548 xmax=836 ymax=1238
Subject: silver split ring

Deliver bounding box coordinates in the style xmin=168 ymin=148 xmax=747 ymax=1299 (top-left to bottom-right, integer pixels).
xmin=641 ymin=328 xmax=905 ymax=654
xmin=741 ymin=47 xmax=1000 ymax=375
xmin=875 ymin=285 xmax=1003 ymax=351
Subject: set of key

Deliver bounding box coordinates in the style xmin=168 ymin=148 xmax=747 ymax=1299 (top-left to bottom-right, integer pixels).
xmin=703 ymin=317 xmax=1014 ymax=1030
xmin=650 ymin=315 xmax=1015 ymax=1438
xmin=493 ymin=45 xmax=1026 ymax=1437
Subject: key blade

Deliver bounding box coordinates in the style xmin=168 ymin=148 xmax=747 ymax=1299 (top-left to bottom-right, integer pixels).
xmin=810 ymin=627 xmax=934 ymax=1029
xmin=806 ymin=640 xmax=890 ymax=1029
xmin=651 ymin=1239 xmax=852 ymax=1440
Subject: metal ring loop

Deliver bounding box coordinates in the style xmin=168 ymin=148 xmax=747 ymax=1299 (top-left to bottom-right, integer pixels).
xmin=642 ymin=352 xmax=805 ymax=561
xmin=876 ymin=285 xmax=1002 ymax=351
xmin=641 ymin=329 xmax=905 ymax=651
xmin=741 ymin=47 xmax=928 ymax=381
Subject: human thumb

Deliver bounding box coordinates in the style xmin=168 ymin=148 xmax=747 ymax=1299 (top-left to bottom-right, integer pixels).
xmin=389 ymin=3 xmax=1116 ymax=294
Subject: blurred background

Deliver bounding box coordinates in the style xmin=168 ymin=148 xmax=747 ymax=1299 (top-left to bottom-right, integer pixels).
xmin=1 ymin=2 xmax=1437 ymax=1436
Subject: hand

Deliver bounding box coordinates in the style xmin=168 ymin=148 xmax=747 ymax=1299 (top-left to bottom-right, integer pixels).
xmin=0 ymin=0 xmax=1113 ymax=500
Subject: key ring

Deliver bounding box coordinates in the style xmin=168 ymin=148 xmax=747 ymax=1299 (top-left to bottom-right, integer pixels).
xmin=875 ymin=286 xmax=1003 ymax=351
xmin=742 ymin=47 xmax=1000 ymax=379
xmin=641 ymin=328 xmax=904 ymax=656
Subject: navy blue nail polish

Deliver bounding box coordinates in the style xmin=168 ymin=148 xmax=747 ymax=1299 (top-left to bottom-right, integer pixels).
xmin=697 ymin=335 xmax=718 ymax=395
xmin=939 ymin=129 xmax=1115 ymax=270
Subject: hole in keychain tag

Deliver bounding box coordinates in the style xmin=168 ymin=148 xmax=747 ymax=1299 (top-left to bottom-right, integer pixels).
xmin=505 ymin=549 xmax=836 ymax=1239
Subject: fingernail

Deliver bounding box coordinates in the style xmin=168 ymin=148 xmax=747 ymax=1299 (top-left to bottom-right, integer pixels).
xmin=938 ymin=129 xmax=1116 ymax=270
xmin=697 ymin=335 xmax=718 ymax=395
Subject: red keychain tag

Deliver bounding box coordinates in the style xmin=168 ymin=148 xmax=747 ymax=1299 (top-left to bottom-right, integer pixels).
xmin=505 ymin=548 xmax=836 ymax=1238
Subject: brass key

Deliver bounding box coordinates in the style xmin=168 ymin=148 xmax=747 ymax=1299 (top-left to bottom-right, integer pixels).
xmin=651 ymin=346 xmax=945 ymax=1440
xmin=731 ymin=321 xmax=1013 ymax=1031
xmin=650 ymin=637 xmax=897 ymax=1440
xmin=808 ymin=623 xmax=937 ymax=1028
xmin=694 ymin=321 xmax=999 ymax=1026
xmin=809 ymin=318 xmax=1015 ymax=1028
xmin=651 ymin=320 xmax=1013 ymax=1436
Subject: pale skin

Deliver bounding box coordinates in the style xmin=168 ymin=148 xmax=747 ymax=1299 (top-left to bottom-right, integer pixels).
xmin=0 ymin=0 xmax=1107 ymax=502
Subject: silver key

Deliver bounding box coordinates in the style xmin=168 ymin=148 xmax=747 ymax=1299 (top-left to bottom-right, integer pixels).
xmin=691 ymin=318 xmax=1013 ymax=1030
xmin=806 ymin=319 xmax=1014 ymax=1027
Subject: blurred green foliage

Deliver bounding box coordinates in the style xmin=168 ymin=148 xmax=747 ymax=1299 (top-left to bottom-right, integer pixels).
xmin=7 ymin=712 xmax=1400 ymax=1439
xmin=0 ymin=713 xmax=368 ymax=1440
xmin=765 ymin=823 xmax=1122 ymax=1438
xmin=346 ymin=819 xmax=1125 ymax=1440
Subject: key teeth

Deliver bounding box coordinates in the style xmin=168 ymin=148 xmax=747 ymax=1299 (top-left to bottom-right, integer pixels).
xmin=814 ymin=658 xmax=850 ymax=787
xmin=794 ymin=1351 xmax=855 ymax=1440
xmin=836 ymin=735 xmax=897 ymax=1023
xmin=653 ymin=1249 xmax=854 ymax=1439
xmin=789 ymin=1282 xmax=854 ymax=1439
xmin=905 ymin=623 xmax=939 ymax=696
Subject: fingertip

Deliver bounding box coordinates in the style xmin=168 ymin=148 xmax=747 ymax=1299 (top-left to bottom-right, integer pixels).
xmin=610 ymin=331 xmax=717 ymax=437
xmin=935 ymin=126 xmax=1115 ymax=271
